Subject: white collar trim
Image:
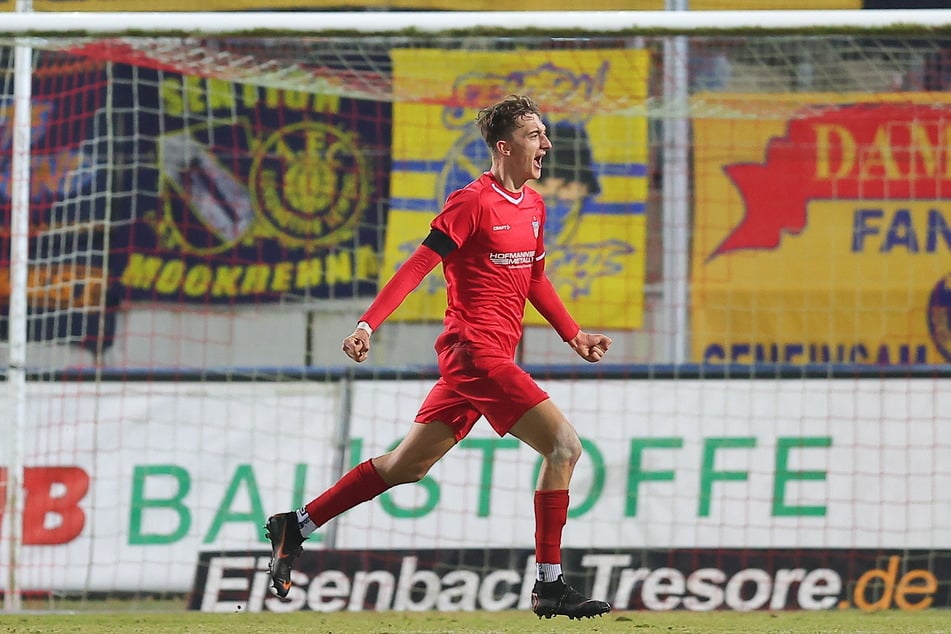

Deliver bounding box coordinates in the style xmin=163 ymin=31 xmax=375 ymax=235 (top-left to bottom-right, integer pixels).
xmin=490 ymin=183 xmax=524 ymax=205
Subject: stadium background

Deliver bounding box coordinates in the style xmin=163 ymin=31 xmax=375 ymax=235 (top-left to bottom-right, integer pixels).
xmin=1 ymin=0 xmax=950 ymax=616
xmin=2 ymin=0 xmax=949 ymax=371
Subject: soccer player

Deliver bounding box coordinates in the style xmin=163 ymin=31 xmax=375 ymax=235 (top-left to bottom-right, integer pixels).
xmin=265 ymin=94 xmax=613 ymax=620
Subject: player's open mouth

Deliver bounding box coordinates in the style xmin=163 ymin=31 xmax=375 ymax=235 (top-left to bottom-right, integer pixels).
xmin=534 ymin=155 xmax=544 ymax=170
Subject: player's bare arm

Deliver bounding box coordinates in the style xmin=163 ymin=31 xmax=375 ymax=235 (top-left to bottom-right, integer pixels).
xmin=568 ymin=330 xmax=612 ymax=363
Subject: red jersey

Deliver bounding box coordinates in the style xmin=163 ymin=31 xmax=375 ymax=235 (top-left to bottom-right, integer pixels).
xmin=432 ymin=172 xmax=545 ymax=357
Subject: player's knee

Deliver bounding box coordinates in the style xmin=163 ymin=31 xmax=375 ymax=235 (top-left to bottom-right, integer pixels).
xmin=566 ymin=436 xmax=583 ymax=467
xmin=548 ymin=433 xmax=582 ymax=469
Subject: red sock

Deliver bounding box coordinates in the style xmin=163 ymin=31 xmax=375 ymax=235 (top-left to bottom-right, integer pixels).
xmin=534 ymin=489 xmax=569 ymax=563
xmin=305 ymin=459 xmax=390 ymax=527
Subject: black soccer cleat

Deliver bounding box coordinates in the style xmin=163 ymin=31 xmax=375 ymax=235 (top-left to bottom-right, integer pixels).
xmin=531 ymin=575 xmax=611 ymax=620
xmin=264 ymin=512 xmax=305 ymax=598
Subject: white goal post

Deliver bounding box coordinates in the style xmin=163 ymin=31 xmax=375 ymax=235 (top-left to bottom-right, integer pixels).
xmin=3 ymin=9 xmax=951 ymax=36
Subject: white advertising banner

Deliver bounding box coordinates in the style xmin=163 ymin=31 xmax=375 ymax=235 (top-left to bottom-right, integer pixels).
xmin=342 ymin=379 xmax=951 ymax=552
xmin=0 ymin=379 xmax=947 ymax=592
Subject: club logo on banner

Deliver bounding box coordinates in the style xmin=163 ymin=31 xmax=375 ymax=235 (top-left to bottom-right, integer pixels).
xmin=384 ymin=49 xmax=648 ymax=329
xmin=113 ymin=70 xmax=390 ymax=303
xmin=692 ymin=96 xmax=951 ymax=365
xmin=0 ymin=59 xmax=117 ymax=351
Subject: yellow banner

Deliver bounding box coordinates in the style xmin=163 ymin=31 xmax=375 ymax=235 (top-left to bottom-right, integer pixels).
xmin=692 ymin=93 xmax=951 ymax=365
xmin=0 ymin=0 xmax=860 ymax=11
xmin=385 ymin=48 xmax=649 ymax=330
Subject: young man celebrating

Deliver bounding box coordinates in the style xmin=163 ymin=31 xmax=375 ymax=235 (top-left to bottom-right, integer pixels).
xmin=265 ymin=94 xmax=612 ymax=620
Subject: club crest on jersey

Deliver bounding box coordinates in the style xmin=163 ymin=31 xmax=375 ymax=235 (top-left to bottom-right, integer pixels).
xmin=532 ymin=217 xmax=540 ymax=239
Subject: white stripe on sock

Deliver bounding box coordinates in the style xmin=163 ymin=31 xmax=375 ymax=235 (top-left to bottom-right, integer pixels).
xmin=536 ymin=563 xmax=563 ymax=583
xmin=296 ymin=507 xmax=317 ymax=537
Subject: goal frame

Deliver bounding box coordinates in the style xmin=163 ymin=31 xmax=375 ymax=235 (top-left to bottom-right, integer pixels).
xmin=3 ymin=9 xmax=951 ymax=38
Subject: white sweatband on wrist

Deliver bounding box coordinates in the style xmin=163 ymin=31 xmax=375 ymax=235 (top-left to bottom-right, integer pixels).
xmin=355 ymin=321 xmax=373 ymax=336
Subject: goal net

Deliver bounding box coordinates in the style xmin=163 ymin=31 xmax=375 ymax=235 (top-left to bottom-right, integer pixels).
xmin=1 ymin=10 xmax=950 ymax=614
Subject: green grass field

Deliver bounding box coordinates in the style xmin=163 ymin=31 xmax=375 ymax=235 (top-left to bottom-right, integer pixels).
xmin=0 ymin=607 xmax=948 ymax=633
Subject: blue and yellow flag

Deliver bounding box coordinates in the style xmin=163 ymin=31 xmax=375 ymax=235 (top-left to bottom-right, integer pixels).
xmin=386 ymin=48 xmax=649 ymax=329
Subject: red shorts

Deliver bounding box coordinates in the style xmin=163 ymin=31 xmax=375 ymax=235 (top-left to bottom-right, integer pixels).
xmin=415 ymin=339 xmax=549 ymax=441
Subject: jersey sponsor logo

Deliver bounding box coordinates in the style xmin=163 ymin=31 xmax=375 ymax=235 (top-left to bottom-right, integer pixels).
xmin=489 ymin=250 xmax=535 ymax=267
xmin=492 ymin=224 xmax=511 ymax=231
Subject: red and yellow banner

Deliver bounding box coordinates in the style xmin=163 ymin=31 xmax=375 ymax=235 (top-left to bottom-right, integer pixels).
xmin=692 ymin=94 xmax=951 ymax=365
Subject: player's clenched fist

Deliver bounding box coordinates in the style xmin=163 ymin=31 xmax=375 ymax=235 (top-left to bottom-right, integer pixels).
xmin=342 ymin=329 xmax=370 ymax=363
xmin=568 ymin=331 xmax=612 ymax=363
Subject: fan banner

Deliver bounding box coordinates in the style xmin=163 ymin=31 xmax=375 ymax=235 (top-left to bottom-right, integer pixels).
xmin=383 ymin=48 xmax=649 ymax=330
xmin=0 ymin=1 xmax=863 ymax=11
xmin=111 ymin=66 xmax=391 ymax=303
xmin=0 ymin=56 xmax=117 ymax=351
xmin=691 ymin=94 xmax=951 ymax=365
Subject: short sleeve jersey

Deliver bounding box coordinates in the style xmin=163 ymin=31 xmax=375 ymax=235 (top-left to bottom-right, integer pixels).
xmin=431 ymin=172 xmax=546 ymax=357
